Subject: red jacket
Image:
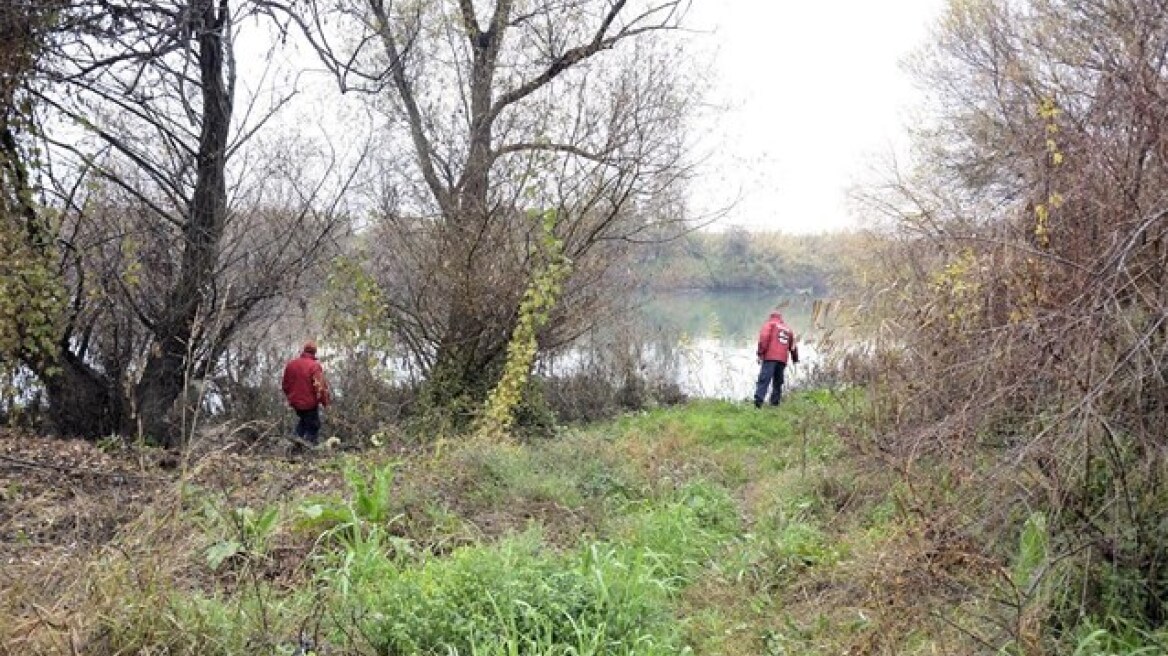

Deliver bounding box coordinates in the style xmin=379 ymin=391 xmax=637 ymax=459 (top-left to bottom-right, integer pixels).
xmin=757 ymin=312 xmax=798 ymax=363
xmin=282 ymin=352 xmax=330 ymax=410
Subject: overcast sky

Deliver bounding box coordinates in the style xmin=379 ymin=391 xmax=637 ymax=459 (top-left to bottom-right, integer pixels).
xmin=686 ymin=0 xmax=947 ymax=233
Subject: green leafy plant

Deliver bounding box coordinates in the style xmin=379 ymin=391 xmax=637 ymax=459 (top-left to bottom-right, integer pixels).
xmin=297 ymin=462 xmax=401 ymax=551
xmin=1013 ymin=512 xmax=1048 ymax=595
xmin=205 ymin=505 xmax=280 ymax=571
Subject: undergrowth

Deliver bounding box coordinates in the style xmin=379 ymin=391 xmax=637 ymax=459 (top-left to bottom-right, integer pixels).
xmin=10 ymin=388 xmax=1148 ymax=655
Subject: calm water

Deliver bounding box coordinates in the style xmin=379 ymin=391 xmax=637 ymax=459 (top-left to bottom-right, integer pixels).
xmin=638 ymin=290 xmax=820 ymax=400
xmin=302 ymin=290 xmax=825 ymax=401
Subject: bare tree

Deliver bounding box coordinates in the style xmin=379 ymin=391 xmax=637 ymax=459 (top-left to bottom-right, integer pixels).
xmin=855 ymin=0 xmax=1168 ymax=644
xmin=7 ymin=1 xmax=354 ymax=443
xmin=264 ymin=0 xmax=697 ymax=413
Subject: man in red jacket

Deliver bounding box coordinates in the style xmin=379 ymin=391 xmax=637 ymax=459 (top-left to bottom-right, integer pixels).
xmin=754 ymin=310 xmax=798 ymax=408
xmin=282 ymin=341 xmax=330 ymax=444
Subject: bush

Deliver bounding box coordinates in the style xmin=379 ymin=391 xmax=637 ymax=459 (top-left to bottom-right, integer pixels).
xmin=851 ymin=0 xmax=1168 ymax=646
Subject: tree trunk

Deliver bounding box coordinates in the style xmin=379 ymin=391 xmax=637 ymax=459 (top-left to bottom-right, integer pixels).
xmin=135 ymin=324 xmax=194 ymax=444
xmin=426 ymin=318 xmax=510 ymax=409
xmin=420 ymin=13 xmax=510 ymax=412
xmin=43 ymin=352 xmax=124 ymax=438
xmin=134 ymin=0 xmax=232 ymax=447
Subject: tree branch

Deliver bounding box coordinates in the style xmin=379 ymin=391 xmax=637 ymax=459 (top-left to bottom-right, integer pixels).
xmin=367 ymin=0 xmax=454 ymax=215
xmin=489 ymin=0 xmax=684 ymax=120
xmin=494 ymin=140 xmax=619 ymax=165
xmin=457 ymin=0 xmax=482 ymax=41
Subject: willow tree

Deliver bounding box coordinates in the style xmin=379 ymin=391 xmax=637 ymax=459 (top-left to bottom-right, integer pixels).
xmin=269 ymin=0 xmax=696 ymax=413
xmin=11 ymin=1 xmax=349 ymax=443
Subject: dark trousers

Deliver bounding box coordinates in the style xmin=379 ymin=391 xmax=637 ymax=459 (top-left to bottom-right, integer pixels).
xmin=294 ymin=407 xmax=321 ymax=442
xmin=754 ymin=360 xmax=787 ymax=406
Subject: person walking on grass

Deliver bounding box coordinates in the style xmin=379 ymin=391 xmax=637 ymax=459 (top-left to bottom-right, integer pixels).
xmin=282 ymin=341 xmax=330 ymax=445
xmin=754 ymin=309 xmax=798 ymax=408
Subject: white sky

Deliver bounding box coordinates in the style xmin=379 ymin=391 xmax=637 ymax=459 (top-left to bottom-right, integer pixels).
xmin=686 ymin=0 xmax=948 ymax=233
xmin=234 ymin=1 xmax=948 ymax=234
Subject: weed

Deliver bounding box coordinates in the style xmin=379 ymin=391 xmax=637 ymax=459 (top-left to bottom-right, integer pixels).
xmin=296 ymin=462 xmax=399 ymax=541
xmin=1070 ymin=617 xmax=1168 ymax=656
xmin=327 ymin=529 xmax=686 ymax=655
xmin=205 ymin=505 xmax=280 ymax=570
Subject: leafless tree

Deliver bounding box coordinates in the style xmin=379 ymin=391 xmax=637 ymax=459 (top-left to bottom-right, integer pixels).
xmin=5 ymin=1 xmax=357 ymax=443
xmin=855 ymin=0 xmax=1168 ymax=643
xmin=262 ymin=0 xmax=698 ymax=411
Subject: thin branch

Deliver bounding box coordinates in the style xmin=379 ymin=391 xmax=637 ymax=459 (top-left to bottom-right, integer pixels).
xmin=367 ymin=0 xmax=454 ymax=215
xmin=490 ymin=0 xmax=684 ymax=120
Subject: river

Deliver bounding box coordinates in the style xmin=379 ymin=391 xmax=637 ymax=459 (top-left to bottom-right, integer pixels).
xmin=280 ymin=290 xmax=825 ymax=403
xmin=633 ymin=290 xmax=821 ymax=400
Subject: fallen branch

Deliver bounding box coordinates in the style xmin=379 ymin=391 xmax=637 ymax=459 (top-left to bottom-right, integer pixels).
xmin=0 ymin=454 xmax=168 ymax=482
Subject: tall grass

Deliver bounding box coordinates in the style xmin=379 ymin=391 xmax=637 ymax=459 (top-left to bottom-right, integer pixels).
xmin=5 ymin=389 xmax=907 ymax=655
xmin=325 ymin=479 xmax=740 ymax=655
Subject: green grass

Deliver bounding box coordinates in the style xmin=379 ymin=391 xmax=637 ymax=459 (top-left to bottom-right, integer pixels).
xmin=329 ymin=521 xmax=708 ymax=655
xmin=610 ymin=392 xmax=850 ymax=481
xmin=614 ymin=390 xmax=851 ymax=441
xmin=1069 ymin=618 xmax=1168 ymax=656
xmin=14 ymin=386 xmax=1157 ymax=655
xmin=15 ymin=388 xmax=951 ymax=655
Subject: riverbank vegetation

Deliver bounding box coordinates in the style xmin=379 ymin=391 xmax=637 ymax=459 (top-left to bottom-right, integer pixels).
xmin=0 ymin=390 xmax=992 ymax=655
xmin=9 ymin=386 xmax=1159 ymax=655
xmin=844 ymin=0 xmax=1168 ymax=650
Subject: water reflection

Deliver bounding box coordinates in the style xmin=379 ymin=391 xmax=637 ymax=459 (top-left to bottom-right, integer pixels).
xmin=540 ymin=291 xmax=821 ymax=401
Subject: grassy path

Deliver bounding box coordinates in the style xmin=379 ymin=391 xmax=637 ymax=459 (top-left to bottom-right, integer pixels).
xmin=2 ymin=390 xmax=974 ymax=655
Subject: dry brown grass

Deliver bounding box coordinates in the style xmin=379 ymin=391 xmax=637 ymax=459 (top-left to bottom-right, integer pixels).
xmin=0 ymin=432 xmax=355 ymax=655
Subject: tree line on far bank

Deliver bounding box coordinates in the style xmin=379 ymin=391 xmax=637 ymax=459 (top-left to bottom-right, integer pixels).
xmin=634 ymin=228 xmax=866 ymax=296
